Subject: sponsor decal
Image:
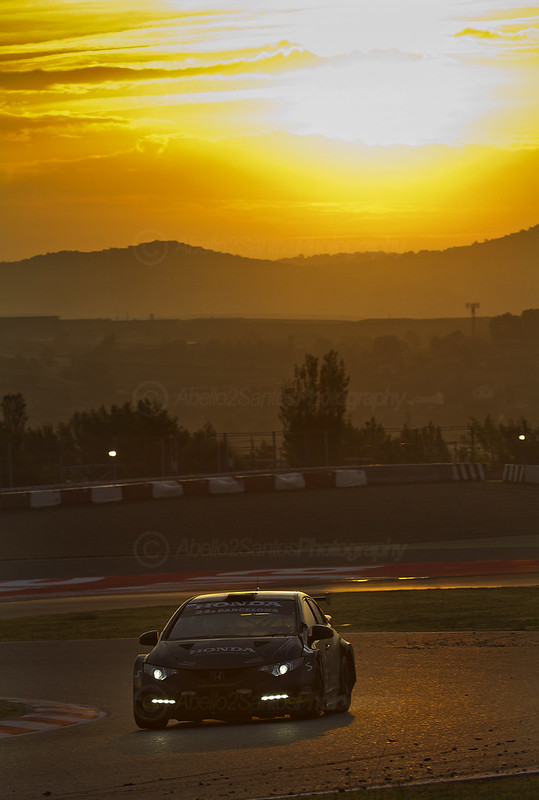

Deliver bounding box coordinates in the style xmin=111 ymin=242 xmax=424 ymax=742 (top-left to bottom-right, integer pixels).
xmin=190 ymin=600 xmax=285 ymax=616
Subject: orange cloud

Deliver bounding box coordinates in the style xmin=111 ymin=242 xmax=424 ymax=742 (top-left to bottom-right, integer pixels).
xmin=0 ymin=1 xmax=537 ymax=263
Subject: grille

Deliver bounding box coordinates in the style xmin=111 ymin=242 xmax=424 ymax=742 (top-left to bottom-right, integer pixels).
xmin=179 ymin=667 xmax=254 ymax=685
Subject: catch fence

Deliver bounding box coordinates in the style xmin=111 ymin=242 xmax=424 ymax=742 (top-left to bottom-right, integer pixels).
xmin=0 ymin=426 xmax=474 ymax=488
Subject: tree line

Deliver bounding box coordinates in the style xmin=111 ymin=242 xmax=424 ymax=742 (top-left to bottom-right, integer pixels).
xmin=278 ymin=351 xmax=538 ymax=468
xmin=1 ymin=349 xmax=538 ymax=487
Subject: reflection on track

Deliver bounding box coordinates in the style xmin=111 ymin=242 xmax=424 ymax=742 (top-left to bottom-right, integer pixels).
xmin=1 ymin=556 xmax=537 ymax=601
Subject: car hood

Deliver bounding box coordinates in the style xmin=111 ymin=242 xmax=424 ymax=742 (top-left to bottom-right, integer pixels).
xmin=148 ymin=636 xmax=303 ymax=669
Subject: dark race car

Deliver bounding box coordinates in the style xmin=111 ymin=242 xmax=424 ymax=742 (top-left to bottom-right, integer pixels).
xmin=133 ymin=589 xmax=356 ymax=728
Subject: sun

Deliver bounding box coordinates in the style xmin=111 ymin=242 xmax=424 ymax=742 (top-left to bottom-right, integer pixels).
xmin=278 ymin=53 xmax=498 ymax=146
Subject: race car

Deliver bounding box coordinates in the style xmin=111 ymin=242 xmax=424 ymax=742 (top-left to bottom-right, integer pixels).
xmin=133 ymin=589 xmax=356 ymax=728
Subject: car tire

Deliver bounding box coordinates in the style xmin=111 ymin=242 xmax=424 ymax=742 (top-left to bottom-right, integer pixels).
xmin=290 ymin=663 xmax=324 ymax=720
xmin=133 ymin=689 xmax=171 ymax=730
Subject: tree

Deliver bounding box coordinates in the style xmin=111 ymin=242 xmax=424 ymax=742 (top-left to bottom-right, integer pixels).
xmin=279 ymin=350 xmax=350 ymax=466
xmin=0 ymin=393 xmax=29 ymax=487
xmin=1 ymin=393 xmax=28 ymax=438
xmin=398 ymin=421 xmax=450 ymax=463
xmin=461 ymin=415 xmax=539 ymax=469
xmin=489 ymin=313 xmax=521 ymax=341
xmin=59 ymin=401 xmax=180 ymax=477
xmin=318 ymin=350 xmax=350 ymax=432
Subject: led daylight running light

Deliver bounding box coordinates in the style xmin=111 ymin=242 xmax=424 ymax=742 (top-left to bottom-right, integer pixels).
xmin=261 ymin=694 xmax=289 ymax=701
xmin=151 ymin=698 xmax=175 ymax=705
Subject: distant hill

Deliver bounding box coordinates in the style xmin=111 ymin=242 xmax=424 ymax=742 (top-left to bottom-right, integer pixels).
xmin=1 ymin=226 xmax=537 ymax=318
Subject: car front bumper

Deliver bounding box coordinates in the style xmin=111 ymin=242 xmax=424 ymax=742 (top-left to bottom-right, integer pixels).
xmin=135 ymin=660 xmax=318 ymax=719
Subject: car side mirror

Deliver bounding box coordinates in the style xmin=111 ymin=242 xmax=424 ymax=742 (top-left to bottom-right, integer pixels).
xmin=139 ymin=630 xmax=159 ymax=646
xmin=310 ymin=624 xmax=333 ymax=642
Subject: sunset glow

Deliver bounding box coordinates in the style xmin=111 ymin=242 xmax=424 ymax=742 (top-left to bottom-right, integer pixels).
xmin=1 ymin=0 xmax=538 ymax=260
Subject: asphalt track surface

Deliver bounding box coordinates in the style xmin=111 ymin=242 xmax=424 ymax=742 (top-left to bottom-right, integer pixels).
xmin=1 ymin=633 xmax=538 ymax=800
xmin=1 ymin=482 xmax=538 ymax=584
xmin=1 ymin=481 xmax=538 ymax=799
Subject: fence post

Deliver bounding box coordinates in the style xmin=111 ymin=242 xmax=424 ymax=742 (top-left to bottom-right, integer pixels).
xmin=59 ymin=441 xmax=64 ymax=483
xmin=219 ymin=432 xmax=227 ymax=473
xmin=7 ymin=440 xmax=13 ymax=488
xmin=199 ymin=436 xmax=205 ymax=473
xmin=160 ymin=436 xmax=166 ymax=477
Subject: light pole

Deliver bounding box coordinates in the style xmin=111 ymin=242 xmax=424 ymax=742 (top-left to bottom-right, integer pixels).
xmin=518 ymin=434 xmax=527 ymax=465
xmin=108 ymin=449 xmax=118 ymax=482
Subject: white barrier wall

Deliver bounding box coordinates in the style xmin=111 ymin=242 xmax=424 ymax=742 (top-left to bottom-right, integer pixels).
xmin=29 ymin=490 xmax=62 ymax=508
xmin=334 ymin=470 xmax=367 ymax=488
xmin=275 ymin=473 xmax=306 ymax=491
xmin=1 ymin=463 xmax=487 ymax=509
xmin=208 ymin=477 xmax=244 ymax=494
xmin=91 ymin=486 xmax=123 ymax=504
xmin=152 ymin=481 xmax=184 ymax=498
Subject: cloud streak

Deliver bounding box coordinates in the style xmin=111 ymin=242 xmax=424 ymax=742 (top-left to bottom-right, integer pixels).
xmin=0 ymin=1 xmax=537 ymax=262
xmin=0 ymin=49 xmax=323 ymax=91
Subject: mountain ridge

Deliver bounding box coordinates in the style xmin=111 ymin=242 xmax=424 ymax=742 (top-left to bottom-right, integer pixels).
xmin=1 ymin=225 xmax=537 ymax=319
xmin=3 ymin=223 xmax=538 ymax=266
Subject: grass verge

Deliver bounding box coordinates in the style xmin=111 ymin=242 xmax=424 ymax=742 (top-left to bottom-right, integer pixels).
xmin=287 ymin=773 xmax=539 ymax=800
xmin=0 ymin=586 xmax=537 ymax=641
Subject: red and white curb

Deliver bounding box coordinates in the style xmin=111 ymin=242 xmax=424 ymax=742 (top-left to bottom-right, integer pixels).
xmin=0 ymin=462 xmax=489 ymax=510
xmin=0 ymin=559 xmax=537 ymax=600
xmin=0 ymin=698 xmax=106 ymax=737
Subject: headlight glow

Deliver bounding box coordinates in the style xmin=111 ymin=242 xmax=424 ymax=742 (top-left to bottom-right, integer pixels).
xmin=259 ymin=658 xmax=303 ymax=677
xmin=144 ymin=663 xmax=178 ymax=681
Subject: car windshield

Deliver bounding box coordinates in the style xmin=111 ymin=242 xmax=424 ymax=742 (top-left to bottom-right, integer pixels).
xmin=166 ymin=598 xmax=298 ymax=639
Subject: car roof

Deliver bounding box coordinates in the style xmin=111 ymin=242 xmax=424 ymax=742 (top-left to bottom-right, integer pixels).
xmin=186 ymin=590 xmax=306 ymax=603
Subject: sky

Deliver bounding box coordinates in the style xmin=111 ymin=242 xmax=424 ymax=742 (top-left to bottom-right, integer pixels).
xmin=1 ymin=0 xmax=538 ymax=261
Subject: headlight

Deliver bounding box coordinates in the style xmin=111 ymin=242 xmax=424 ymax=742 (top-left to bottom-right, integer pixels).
xmin=143 ymin=663 xmax=178 ymax=681
xmin=259 ymin=658 xmax=303 ymax=677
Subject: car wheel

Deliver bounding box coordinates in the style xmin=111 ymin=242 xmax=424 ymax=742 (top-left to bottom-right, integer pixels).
xmin=133 ymin=689 xmax=171 ymax=730
xmin=290 ymin=663 xmax=324 ymax=720
xmin=336 ymin=656 xmax=353 ymax=713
